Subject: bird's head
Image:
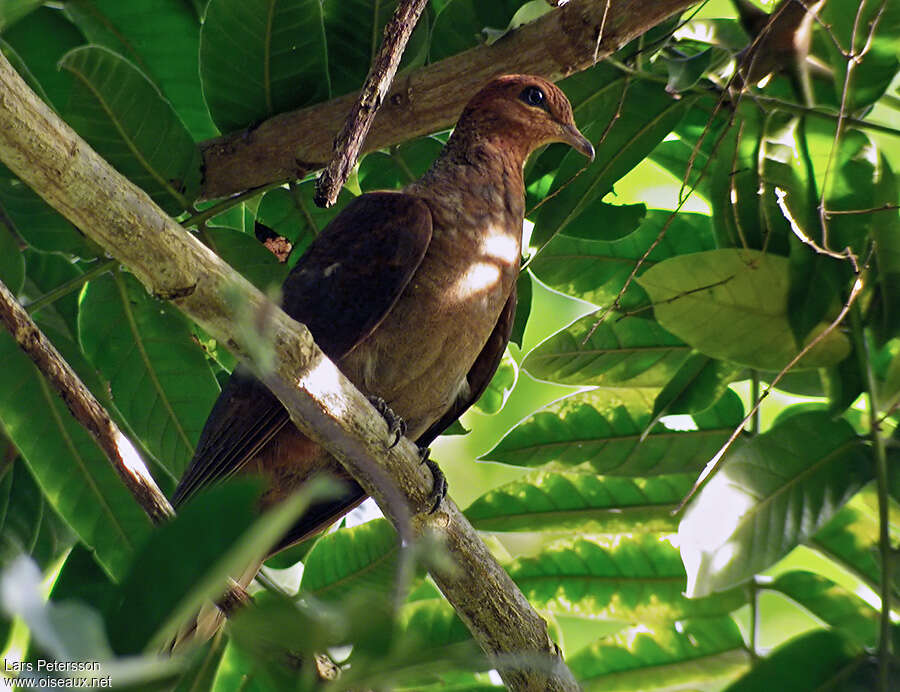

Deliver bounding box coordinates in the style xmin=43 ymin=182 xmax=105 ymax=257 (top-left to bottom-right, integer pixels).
xmin=454 ymin=74 xmax=594 ymax=164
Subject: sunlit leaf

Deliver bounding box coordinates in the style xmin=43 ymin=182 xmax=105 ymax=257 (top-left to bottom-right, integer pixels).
xmin=483 ymin=387 xmax=743 ymax=475
xmin=637 ymin=248 xmax=852 ymax=370
xmin=569 ymin=618 xmax=749 ymax=691
xmin=680 ymin=411 xmax=872 ymax=597
xmin=508 ymin=534 xmax=746 ymax=621
xmin=524 ymin=313 xmax=689 ymax=388
xmin=465 ymin=471 xmax=693 ymax=533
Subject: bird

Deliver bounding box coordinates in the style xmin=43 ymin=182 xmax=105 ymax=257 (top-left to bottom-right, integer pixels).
xmin=172 ymin=74 xmax=594 ymax=557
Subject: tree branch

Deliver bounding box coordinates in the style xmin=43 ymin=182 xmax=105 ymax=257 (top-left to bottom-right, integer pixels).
xmin=0 ymin=51 xmax=579 ymax=692
xmin=314 ymin=0 xmax=429 ymax=207
xmin=200 ymin=0 xmax=698 ymax=200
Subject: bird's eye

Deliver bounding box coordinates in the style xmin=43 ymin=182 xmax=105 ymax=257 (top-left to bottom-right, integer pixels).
xmin=519 ymin=86 xmax=546 ymax=108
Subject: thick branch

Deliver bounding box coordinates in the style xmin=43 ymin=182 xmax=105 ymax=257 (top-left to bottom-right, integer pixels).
xmin=0 ymin=52 xmax=578 ymax=691
xmin=314 ymin=0 xmax=429 ymax=207
xmin=200 ymin=0 xmax=697 ymax=200
xmin=0 ymin=276 xmax=174 ymax=525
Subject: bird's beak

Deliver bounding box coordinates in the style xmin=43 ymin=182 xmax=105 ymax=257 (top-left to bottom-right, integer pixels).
xmin=560 ymin=123 xmax=594 ymax=161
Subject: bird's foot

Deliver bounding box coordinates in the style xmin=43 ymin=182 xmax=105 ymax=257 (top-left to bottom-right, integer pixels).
xmin=419 ymin=446 xmax=447 ymax=514
xmin=368 ymin=396 xmax=406 ymax=448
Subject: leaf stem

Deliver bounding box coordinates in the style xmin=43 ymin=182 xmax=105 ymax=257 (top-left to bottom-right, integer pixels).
xmin=25 ymin=257 xmax=118 ymax=314
xmin=850 ymin=303 xmax=892 ymax=692
xmin=183 ymin=182 xmax=282 ymax=229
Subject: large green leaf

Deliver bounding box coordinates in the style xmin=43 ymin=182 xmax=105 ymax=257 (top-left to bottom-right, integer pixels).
xmin=21 ymin=251 xmax=86 ymax=340
xmin=323 ymin=0 xmax=429 ymax=98
xmin=482 ymin=387 xmax=743 ymax=475
xmin=0 ymin=178 xmax=99 ymax=258
xmin=78 ymin=272 xmax=219 ymax=480
xmin=768 ymin=570 xmax=879 ymax=648
xmin=0 ymin=459 xmax=74 ymax=570
xmin=64 ymin=0 xmax=216 ymax=139
xmin=0 ymin=331 xmax=152 ymax=580
xmin=300 ymin=518 xmax=402 ymax=602
xmin=199 ymin=0 xmax=330 ymax=134
xmin=871 ymin=155 xmax=900 ymax=344
xmin=358 ymin=136 xmax=444 ymax=191
xmin=723 ymin=629 xmax=862 ymax=692
xmin=679 ymin=411 xmax=872 ymax=597
xmin=464 ymin=471 xmax=694 ymax=533
xmin=530 ymin=210 xmax=715 ymax=311
xmin=637 ymin=248 xmax=852 ymax=370
xmin=820 ymin=0 xmax=900 ymax=111
xmin=650 ymin=354 xmax=743 ymax=418
xmin=523 ymin=313 xmax=689 ymax=388
xmin=428 ymin=0 xmax=525 ymax=62
xmin=507 ymin=534 xmax=746 ymax=622
xmin=532 ymin=74 xmax=692 ymax=247
xmin=0 ymin=222 xmax=24 ymax=295
xmin=1 ymin=7 xmax=84 ymax=111
xmin=569 ymin=618 xmax=749 ymax=691
xmin=203 ymin=227 xmax=288 ymax=291
xmin=59 ymin=46 xmax=201 ymax=215
xmin=811 ymin=502 xmax=888 ymax=598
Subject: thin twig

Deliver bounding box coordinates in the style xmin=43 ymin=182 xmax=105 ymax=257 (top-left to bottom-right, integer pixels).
xmin=25 ymin=258 xmax=118 ymax=314
xmin=314 ymin=0 xmax=429 ymax=207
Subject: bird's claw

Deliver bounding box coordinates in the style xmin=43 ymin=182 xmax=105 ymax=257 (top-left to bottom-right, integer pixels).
xmin=368 ymin=396 xmax=406 ymax=447
xmin=421 ymin=450 xmax=447 ymax=514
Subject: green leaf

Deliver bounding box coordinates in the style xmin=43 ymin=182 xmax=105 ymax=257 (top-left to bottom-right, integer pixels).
xmin=0 ymin=7 xmax=84 ymax=111
xmin=200 ymin=0 xmax=330 ymax=134
xmin=358 ymin=136 xmax=444 ymax=191
xmin=0 ymin=178 xmax=99 ymax=258
xmin=78 ymin=272 xmax=219 ymax=480
xmin=0 ymin=460 xmax=73 ymax=569
xmin=651 ymin=353 xmax=743 ymax=418
xmin=203 ymin=227 xmax=288 ymax=291
xmin=530 ymin=210 xmax=715 ymax=311
xmin=399 ymin=598 xmax=472 ymax=654
xmin=472 ymin=351 xmax=516 ymax=415
xmin=508 ymin=534 xmax=746 ymax=621
xmin=21 ymin=251 xmax=85 ymax=339
xmin=768 ymin=570 xmax=879 ymax=648
xmin=523 ymin=313 xmax=689 ymax=388
xmin=820 ymin=0 xmax=900 ymax=110
xmin=510 ymin=270 xmax=531 ymax=348
xmin=0 ymin=0 xmax=42 ymax=31
xmin=482 ymin=387 xmax=743 ymax=475
xmin=64 ymin=0 xmax=216 ymax=139
xmin=59 ymin=46 xmax=202 ymax=215
xmin=811 ymin=502 xmax=886 ymax=598
xmin=532 ymin=76 xmax=692 ymax=247
xmin=300 ymin=518 xmax=401 ymax=602
xmin=708 ymin=108 xmax=771 ymax=252
xmin=723 ymin=629 xmax=861 ymax=692
xmin=663 ymin=47 xmax=713 ymax=94
xmin=428 ymin=0 xmax=524 ymax=62
xmin=0 ymin=331 xmax=152 ymax=580
xmin=464 ymin=471 xmax=694 ymax=533
xmin=870 ymin=155 xmax=900 ymax=344
xmin=569 ymin=618 xmax=749 ymax=690
xmin=0 ymin=221 xmax=24 ymax=294
xmin=679 ymin=412 xmax=873 ymax=597
xmin=637 ymin=248 xmax=852 ymax=370
xmin=323 ymin=0 xmax=430 ymax=98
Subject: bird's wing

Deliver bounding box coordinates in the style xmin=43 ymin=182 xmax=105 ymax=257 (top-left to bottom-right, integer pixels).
xmin=416 ymin=287 xmax=517 ymax=447
xmin=172 ymin=192 xmax=433 ymax=506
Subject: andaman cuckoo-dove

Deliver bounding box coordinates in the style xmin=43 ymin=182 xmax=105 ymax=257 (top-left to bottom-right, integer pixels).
xmin=172 ymin=74 xmax=594 ymax=553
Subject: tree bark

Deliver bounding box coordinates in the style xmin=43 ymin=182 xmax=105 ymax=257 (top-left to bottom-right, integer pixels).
xmin=0 ymin=50 xmax=579 ymax=692
xmin=200 ymin=0 xmax=698 ymax=200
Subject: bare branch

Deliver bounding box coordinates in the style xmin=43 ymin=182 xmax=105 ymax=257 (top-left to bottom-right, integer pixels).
xmin=314 ymin=0 xmax=429 ymax=207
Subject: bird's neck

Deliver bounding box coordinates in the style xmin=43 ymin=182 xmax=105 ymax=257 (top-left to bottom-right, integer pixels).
xmin=415 ymin=133 xmax=528 ymax=225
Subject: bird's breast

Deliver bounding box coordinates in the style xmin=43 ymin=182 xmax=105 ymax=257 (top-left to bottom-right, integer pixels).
xmin=339 ymin=196 xmax=522 ymax=439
